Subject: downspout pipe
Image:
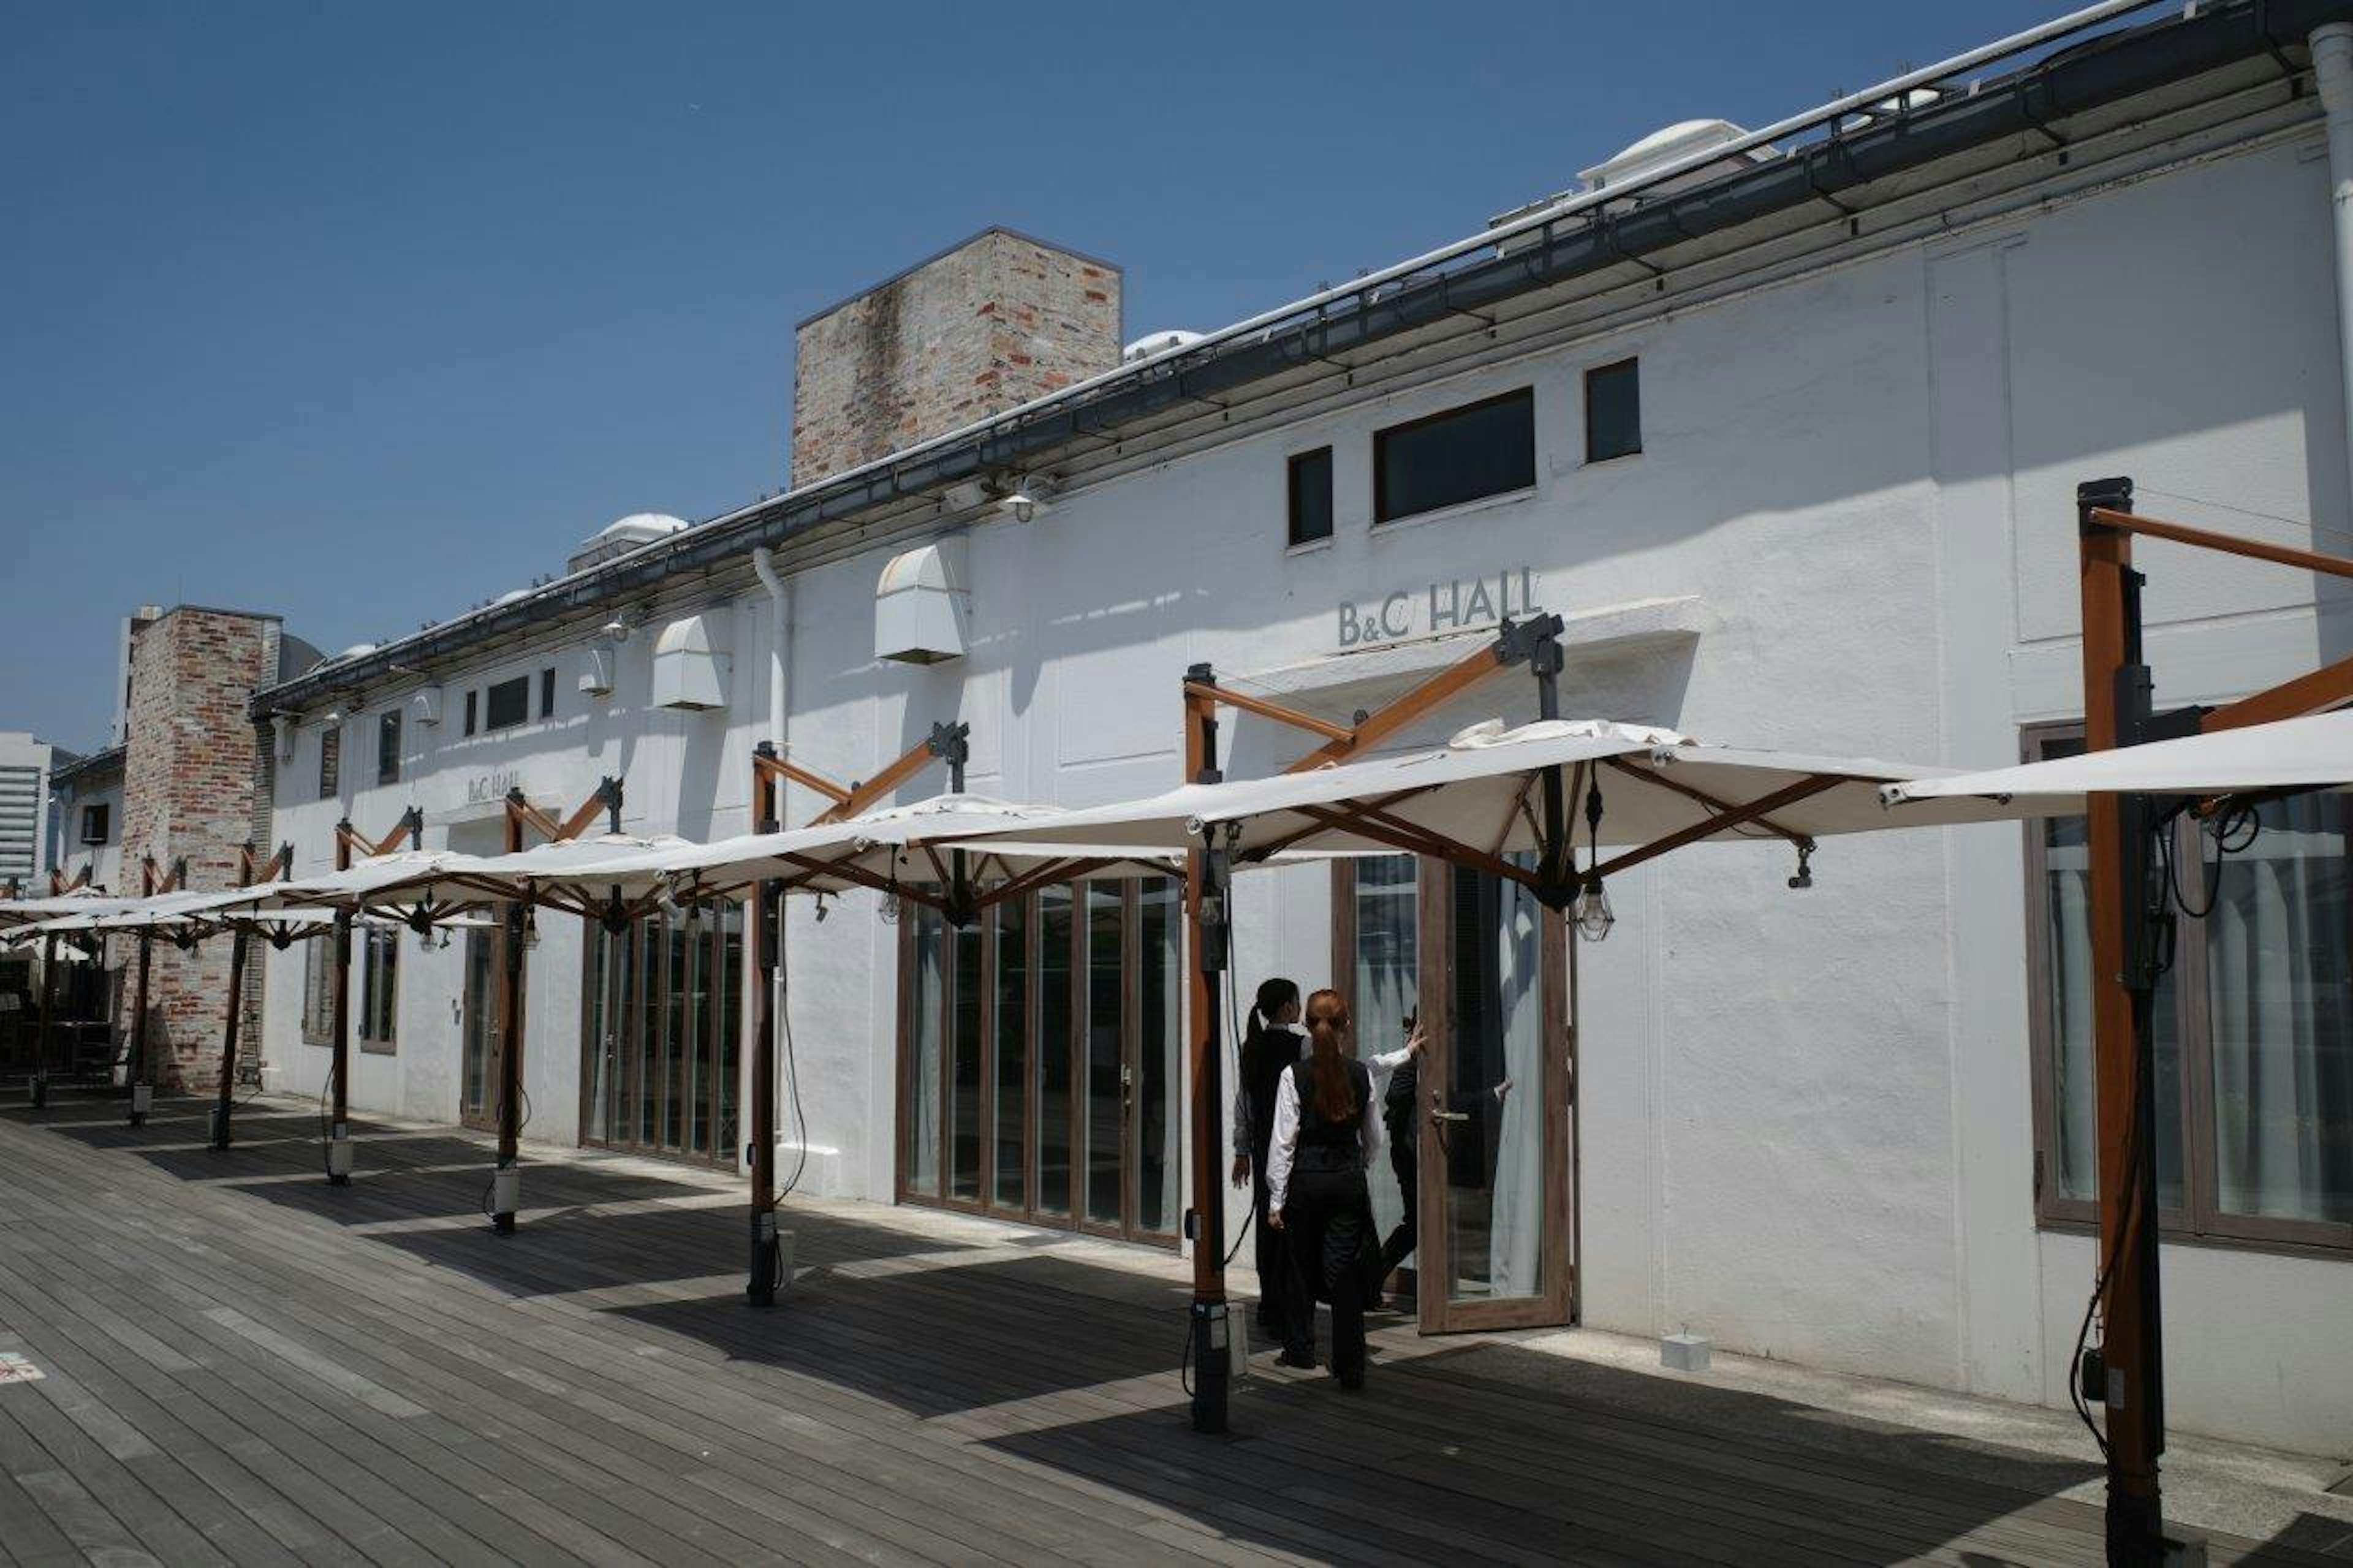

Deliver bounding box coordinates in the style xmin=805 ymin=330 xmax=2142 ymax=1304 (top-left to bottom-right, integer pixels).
xmin=749 ymin=545 xmax=790 ymax=1232
xmin=2316 ymin=22 xmax=2353 ymax=510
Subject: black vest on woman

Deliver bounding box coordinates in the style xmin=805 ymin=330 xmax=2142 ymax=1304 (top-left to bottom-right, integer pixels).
xmin=1290 ymin=1058 xmax=1373 ymax=1170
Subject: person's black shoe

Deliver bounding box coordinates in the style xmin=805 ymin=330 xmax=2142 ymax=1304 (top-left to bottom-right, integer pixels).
xmin=1335 ymin=1366 xmax=1365 ymax=1390
xmin=1275 ymin=1348 xmax=1317 ymax=1370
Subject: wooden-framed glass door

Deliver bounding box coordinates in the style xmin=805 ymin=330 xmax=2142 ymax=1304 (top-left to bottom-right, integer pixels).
xmin=459 ymin=926 xmax=515 ymax=1134
xmin=900 ymin=877 xmax=1179 ymax=1246
xmin=580 ymin=902 xmax=740 ymax=1167
xmin=1416 ymin=855 xmax=1575 ymax=1333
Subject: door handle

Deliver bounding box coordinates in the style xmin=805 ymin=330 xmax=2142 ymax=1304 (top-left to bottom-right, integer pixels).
xmin=1430 ymin=1090 xmax=1469 ymax=1124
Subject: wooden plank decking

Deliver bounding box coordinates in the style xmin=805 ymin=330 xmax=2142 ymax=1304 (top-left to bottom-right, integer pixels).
xmin=0 ymin=1091 xmax=2336 ymax=1567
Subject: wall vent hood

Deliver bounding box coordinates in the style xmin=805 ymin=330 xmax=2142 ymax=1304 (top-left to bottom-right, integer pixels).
xmin=875 ymin=539 xmax=969 ymax=664
xmin=651 ymin=613 xmax=730 ymax=711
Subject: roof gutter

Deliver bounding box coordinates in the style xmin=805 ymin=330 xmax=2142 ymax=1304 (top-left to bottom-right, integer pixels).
xmin=256 ymin=0 xmax=2344 ymax=718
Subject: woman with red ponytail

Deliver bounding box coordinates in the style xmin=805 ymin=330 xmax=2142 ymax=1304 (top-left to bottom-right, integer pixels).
xmin=1264 ymin=987 xmax=1385 ymax=1387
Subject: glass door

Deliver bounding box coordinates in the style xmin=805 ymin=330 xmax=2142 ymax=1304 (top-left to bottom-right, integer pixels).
xmin=459 ymin=926 xmax=512 ymax=1133
xmin=580 ymin=902 xmax=740 ymax=1167
xmin=1417 ymin=857 xmax=1574 ymax=1332
xmin=899 ymin=877 xmax=1180 ymax=1246
xmin=1336 ymin=857 xmax=1422 ymax=1300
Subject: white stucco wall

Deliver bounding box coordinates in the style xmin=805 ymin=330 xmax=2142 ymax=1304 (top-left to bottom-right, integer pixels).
xmin=256 ymin=121 xmax=2351 ymax=1454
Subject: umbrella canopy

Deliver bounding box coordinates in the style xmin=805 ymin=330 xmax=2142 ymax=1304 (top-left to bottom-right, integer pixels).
xmin=1882 ymin=708 xmax=2352 ymax=807
xmin=938 ymin=719 xmax=2026 ymax=899
xmin=458 ymin=795 xmax=1188 ymax=918
xmin=0 ymin=887 xmax=136 ymax=931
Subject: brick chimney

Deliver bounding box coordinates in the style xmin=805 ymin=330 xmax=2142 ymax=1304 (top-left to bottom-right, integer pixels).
xmin=790 ymin=227 xmax=1121 ymax=486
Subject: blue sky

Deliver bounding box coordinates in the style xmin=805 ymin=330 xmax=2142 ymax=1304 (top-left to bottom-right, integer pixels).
xmin=3 ymin=1 xmax=2070 ymax=754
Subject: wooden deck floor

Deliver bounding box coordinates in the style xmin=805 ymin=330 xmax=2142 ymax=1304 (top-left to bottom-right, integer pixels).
xmin=0 ymin=1091 xmax=2336 ymax=1567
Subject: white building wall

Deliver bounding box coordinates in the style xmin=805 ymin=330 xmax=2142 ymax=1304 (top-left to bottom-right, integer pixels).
xmin=255 ymin=123 xmax=2350 ymax=1453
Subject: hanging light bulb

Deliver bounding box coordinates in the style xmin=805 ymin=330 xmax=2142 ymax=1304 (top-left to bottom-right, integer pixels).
xmin=1573 ymin=874 xmax=1615 ymax=942
xmin=1574 ymin=775 xmax=1613 ymax=942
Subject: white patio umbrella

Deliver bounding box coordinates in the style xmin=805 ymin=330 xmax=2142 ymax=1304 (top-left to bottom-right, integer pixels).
xmin=446 ymin=794 xmax=1189 ymax=918
xmin=944 ymin=719 xmax=2026 ymax=922
xmin=1881 ymin=708 xmax=2352 ymax=807
xmin=0 ymin=888 xmax=137 ymax=931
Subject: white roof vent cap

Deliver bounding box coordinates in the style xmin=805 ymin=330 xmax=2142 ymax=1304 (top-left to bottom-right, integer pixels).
xmin=1124 ymin=330 xmax=1203 ymax=363
xmin=1579 ymin=118 xmax=1775 ymax=194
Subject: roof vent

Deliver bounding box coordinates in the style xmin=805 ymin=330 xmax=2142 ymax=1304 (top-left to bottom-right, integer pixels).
xmin=650 ymin=613 xmax=731 ymax=711
xmin=1489 ymin=118 xmax=1779 ymax=255
xmin=1123 ymin=329 xmax=1203 ymax=363
xmin=568 ymin=512 xmax=688 ymax=576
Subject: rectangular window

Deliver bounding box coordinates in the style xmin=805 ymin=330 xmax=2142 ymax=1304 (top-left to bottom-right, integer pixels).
xmin=377 ymin=708 xmax=402 ymax=786
xmin=463 ymin=689 xmax=478 ymax=736
xmin=1286 ymin=447 xmax=1334 ymax=547
xmin=2026 ymin=725 xmax=2352 ymax=1249
xmin=78 ymin=803 xmax=110 ymax=845
xmin=358 ymin=925 xmax=399 ymax=1051
xmin=1584 ymin=357 xmax=1642 ymax=463
xmin=1374 ymin=388 xmax=1536 ymax=525
xmin=485 ymin=675 xmax=530 ymax=731
xmin=317 ymin=725 xmax=340 ymax=800
xmin=540 ymin=667 xmax=557 ymax=719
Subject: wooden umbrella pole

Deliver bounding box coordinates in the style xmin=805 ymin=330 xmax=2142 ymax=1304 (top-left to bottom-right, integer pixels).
xmin=127 ymin=931 xmax=153 ymax=1125
xmin=2078 ymin=479 xmax=2167 ymax=1566
xmin=1183 ymin=670 xmax=1230 ymax=1433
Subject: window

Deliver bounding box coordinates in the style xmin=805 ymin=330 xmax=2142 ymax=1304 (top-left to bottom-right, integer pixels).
xmin=1374 ymin=388 xmax=1536 ymax=525
xmin=484 ymin=675 xmax=530 ymax=731
xmin=539 ymin=667 xmax=556 ymax=719
xmin=1584 ymin=357 xmax=1642 ymax=462
xmin=376 ymin=709 xmax=402 ymax=786
xmin=1287 ymin=447 xmax=1334 ymax=547
xmin=463 ymin=690 xmax=478 ymax=737
xmin=358 ymin=925 xmax=399 ymax=1051
xmin=317 ymin=725 xmax=339 ymax=800
xmin=78 ymin=803 xmax=109 ymax=845
xmin=2026 ymin=726 xmax=2352 ymax=1249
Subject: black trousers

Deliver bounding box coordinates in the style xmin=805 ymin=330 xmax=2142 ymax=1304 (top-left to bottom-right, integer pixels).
xmin=1379 ymin=1137 xmax=1417 ymax=1278
xmin=1282 ymin=1157 xmax=1372 ymax=1380
xmin=1250 ymin=1155 xmax=1289 ymax=1329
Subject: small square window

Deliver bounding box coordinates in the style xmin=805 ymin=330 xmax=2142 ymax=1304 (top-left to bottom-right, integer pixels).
xmin=540 ymin=667 xmax=556 ymax=719
xmin=1287 ymin=447 xmax=1334 ymax=547
xmin=463 ymin=690 xmax=477 ymax=736
xmin=377 ymin=708 xmax=402 ymax=786
xmin=1585 ymin=358 xmax=1641 ymax=463
xmin=78 ymin=803 xmax=109 ymax=845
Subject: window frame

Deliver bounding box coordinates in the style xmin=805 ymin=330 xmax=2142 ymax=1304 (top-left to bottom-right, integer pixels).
xmin=463 ymin=690 xmax=478 ymax=737
xmin=1371 ymin=387 xmax=1537 ymax=526
xmin=1286 ymin=445 xmax=1335 ymax=548
xmin=483 ymin=675 xmax=531 ymax=732
xmin=377 ymin=708 xmax=402 ymax=786
xmin=78 ymin=803 xmax=110 ymax=846
xmin=540 ymin=667 xmax=557 ymax=719
xmin=357 ymin=923 xmax=399 ymax=1054
xmin=317 ymin=723 xmax=340 ymax=800
xmin=2022 ymin=720 xmax=2353 ymax=1254
xmin=1583 ymin=357 xmax=1642 ymax=464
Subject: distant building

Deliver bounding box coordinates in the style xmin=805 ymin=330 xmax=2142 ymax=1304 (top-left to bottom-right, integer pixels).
xmin=0 ymin=732 xmax=54 ymax=889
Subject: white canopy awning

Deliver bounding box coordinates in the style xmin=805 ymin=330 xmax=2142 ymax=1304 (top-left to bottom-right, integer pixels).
xmin=0 ymin=888 xmax=135 ymax=931
xmin=1882 ymin=709 xmax=2353 ymax=808
xmin=949 ymin=719 xmax=2025 ymax=879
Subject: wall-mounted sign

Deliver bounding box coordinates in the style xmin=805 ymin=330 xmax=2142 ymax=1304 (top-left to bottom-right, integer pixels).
xmin=1338 ymin=567 xmax=1541 ymax=650
xmin=465 ymin=769 xmax=523 ymax=806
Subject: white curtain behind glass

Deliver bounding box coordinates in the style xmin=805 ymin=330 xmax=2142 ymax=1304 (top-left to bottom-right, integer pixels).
xmin=1488 ymin=874 xmax=1545 ymax=1298
xmin=1354 ymin=858 xmax=1417 ymax=1258
xmin=2205 ymin=800 xmax=2352 ymax=1225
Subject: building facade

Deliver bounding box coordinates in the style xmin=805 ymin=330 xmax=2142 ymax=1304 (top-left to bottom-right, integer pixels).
xmin=0 ymin=732 xmax=56 ymax=890
xmin=248 ymin=5 xmax=2352 ymax=1457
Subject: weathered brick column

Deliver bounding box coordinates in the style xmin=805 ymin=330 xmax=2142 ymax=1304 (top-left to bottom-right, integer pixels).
xmin=115 ymin=608 xmax=275 ymax=1092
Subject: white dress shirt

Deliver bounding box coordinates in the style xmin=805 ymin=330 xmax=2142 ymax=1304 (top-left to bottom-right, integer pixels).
xmin=1265 ymin=1056 xmax=1387 ymax=1214
xmin=1233 ymin=1025 xmax=1412 ymax=1159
